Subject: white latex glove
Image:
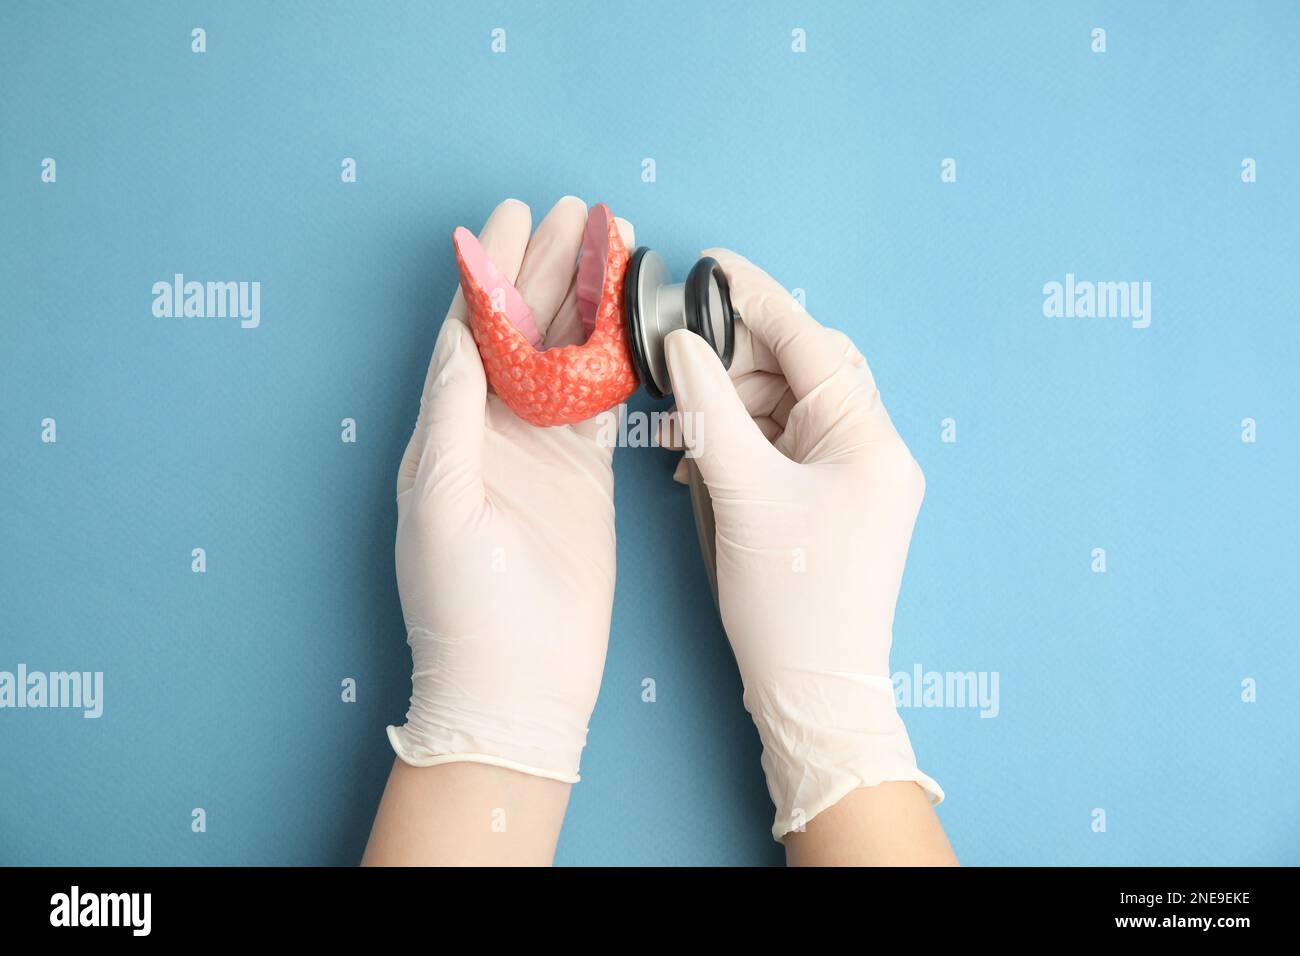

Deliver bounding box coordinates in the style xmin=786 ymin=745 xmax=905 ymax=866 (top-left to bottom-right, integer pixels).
xmin=387 ymin=197 xmax=633 ymax=783
xmin=663 ymin=249 xmax=943 ymax=839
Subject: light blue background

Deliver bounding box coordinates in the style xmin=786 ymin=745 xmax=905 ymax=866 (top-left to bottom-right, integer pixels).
xmin=2 ymin=1 xmax=1297 ymax=866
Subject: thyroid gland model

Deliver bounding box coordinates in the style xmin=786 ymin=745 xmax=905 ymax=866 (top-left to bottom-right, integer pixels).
xmin=452 ymin=203 xmax=640 ymax=427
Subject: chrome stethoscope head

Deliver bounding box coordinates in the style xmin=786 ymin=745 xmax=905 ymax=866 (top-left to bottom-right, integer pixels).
xmin=624 ymin=248 xmax=737 ymax=399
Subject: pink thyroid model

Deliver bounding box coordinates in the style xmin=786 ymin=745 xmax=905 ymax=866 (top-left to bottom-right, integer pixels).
xmin=452 ymin=203 xmax=640 ymax=427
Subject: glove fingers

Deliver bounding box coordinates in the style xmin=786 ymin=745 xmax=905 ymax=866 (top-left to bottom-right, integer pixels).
xmin=444 ymin=199 xmax=532 ymax=327
xmin=410 ymin=321 xmax=487 ymax=502
xmin=545 ymin=215 xmax=635 ymax=352
xmin=703 ymin=248 xmax=878 ymax=404
xmin=554 ymin=218 xmax=636 ymax=448
xmin=400 ymin=200 xmax=531 ymax=497
xmin=657 ymin=371 xmax=788 ymax=451
xmin=704 ymin=248 xmax=900 ymax=462
xmin=399 ymin=318 xmax=472 ymax=496
xmin=720 ymin=314 xmax=780 ymax=380
xmin=670 ymin=413 xmax=781 ymax=484
xmin=734 ymin=371 xmax=794 ymax=432
xmin=775 ymin=361 xmax=903 ymax=465
xmin=664 ymin=329 xmax=778 ymax=490
xmin=516 ymin=196 xmax=587 ymax=342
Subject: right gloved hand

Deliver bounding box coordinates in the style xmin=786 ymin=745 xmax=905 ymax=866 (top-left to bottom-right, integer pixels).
xmin=662 ymin=249 xmax=943 ymax=841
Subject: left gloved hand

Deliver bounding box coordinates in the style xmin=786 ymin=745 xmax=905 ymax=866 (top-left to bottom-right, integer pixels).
xmin=387 ymin=197 xmax=634 ymax=783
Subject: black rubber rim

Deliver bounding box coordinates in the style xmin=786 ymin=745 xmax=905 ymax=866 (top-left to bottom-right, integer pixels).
xmin=684 ymin=256 xmax=736 ymax=370
xmin=623 ymin=246 xmax=667 ymax=399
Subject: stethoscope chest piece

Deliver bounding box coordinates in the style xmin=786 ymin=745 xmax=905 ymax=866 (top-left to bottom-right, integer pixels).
xmin=624 ymin=248 xmax=738 ymax=399
xmin=623 ymin=246 xmax=738 ymax=609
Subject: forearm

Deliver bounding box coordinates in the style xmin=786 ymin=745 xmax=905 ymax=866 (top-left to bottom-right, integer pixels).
xmin=783 ymin=782 xmax=957 ymax=867
xmin=362 ymin=759 xmax=571 ymax=866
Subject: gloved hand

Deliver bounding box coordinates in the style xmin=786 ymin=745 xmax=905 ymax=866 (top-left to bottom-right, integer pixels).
xmin=388 ymin=197 xmax=633 ymax=783
xmin=662 ymin=249 xmax=943 ymax=839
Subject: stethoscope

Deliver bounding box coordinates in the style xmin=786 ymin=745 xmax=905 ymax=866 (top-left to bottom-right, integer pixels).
xmin=623 ymin=248 xmax=739 ymax=606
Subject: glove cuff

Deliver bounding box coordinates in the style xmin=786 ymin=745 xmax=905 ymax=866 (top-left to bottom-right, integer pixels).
xmin=384 ymin=723 xmax=585 ymax=785
xmin=743 ymin=670 xmax=944 ymax=841
xmin=386 ymin=626 xmax=594 ymax=784
xmin=386 ymin=725 xmax=581 ymax=784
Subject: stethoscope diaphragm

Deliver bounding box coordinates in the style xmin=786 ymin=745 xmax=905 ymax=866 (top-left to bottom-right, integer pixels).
xmin=624 ymin=248 xmax=737 ymax=399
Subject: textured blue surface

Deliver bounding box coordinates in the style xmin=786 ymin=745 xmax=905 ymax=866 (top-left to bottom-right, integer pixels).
xmin=2 ymin=1 xmax=1297 ymax=866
